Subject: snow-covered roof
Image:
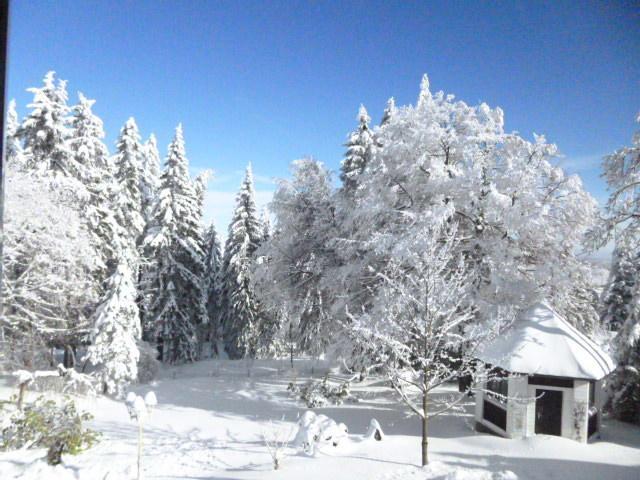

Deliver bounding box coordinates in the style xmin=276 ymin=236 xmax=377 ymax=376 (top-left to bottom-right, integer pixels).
xmin=477 ymin=302 xmax=615 ymax=380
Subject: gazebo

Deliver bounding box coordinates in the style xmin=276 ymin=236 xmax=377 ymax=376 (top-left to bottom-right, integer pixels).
xmin=474 ymin=301 xmax=615 ymax=443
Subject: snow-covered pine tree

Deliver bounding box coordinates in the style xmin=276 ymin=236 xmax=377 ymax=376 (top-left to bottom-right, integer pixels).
xmin=68 ymin=92 xmax=123 ymax=275
xmin=144 ymin=124 xmax=205 ymax=363
xmin=193 ymin=170 xmax=211 ymax=357
xmin=17 ymin=72 xmax=84 ymax=186
xmin=85 ymin=257 xmax=141 ymax=397
xmin=340 ymin=105 xmax=373 ymax=193
xmin=594 ymin=115 xmax=640 ymax=424
xmin=138 ymin=134 xmax=163 ymax=339
xmin=380 ymin=97 xmax=396 ymax=127
xmin=113 ymin=117 xmax=145 ymax=261
xmin=203 ymin=222 xmax=223 ymax=354
xmin=602 ymin=247 xmax=637 ymax=331
xmin=221 ymin=164 xmax=263 ymax=359
xmin=5 ymin=99 xmax=24 ymax=167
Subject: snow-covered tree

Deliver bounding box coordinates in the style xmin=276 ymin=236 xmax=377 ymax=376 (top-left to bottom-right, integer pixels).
xmin=340 ymin=105 xmax=373 ymax=193
xmin=253 ymin=159 xmax=338 ymax=357
xmin=593 ymin=115 xmax=640 ymax=424
xmin=5 ymin=99 xmax=24 ymax=167
xmin=602 ymin=247 xmax=637 ymax=331
xmin=1 ymin=166 xmax=98 ymax=369
xmin=68 ymin=93 xmax=122 ymax=274
xmin=85 ymin=258 xmax=141 ymax=396
xmin=140 ymin=134 xmax=162 ymax=230
xmin=336 ymin=75 xmax=598 ymax=338
xmin=113 ymin=117 xmax=145 ymax=261
xmin=348 ymin=222 xmax=507 ymax=466
xmin=17 ymin=72 xmax=84 ymax=186
xmin=221 ymin=164 xmax=263 ymax=359
xmin=203 ymin=222 xmax=223 ymax=350
xmin=144 ymin=125 xmax=205 ymax=363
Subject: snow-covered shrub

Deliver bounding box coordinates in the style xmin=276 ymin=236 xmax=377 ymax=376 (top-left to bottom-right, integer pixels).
xmin=137 ymin=341 xmax=160 ymax=384
xmin=293 ymin=411 xmax=348 ymax=455
xmin=0 ymin=396 xmax=99 ymax=465
xmin=297 ymin=376 xmax=357 ymax=408
xmin=365 ymin=419 xmax=384 ymax=441
xmin=125 ymin=391 xmax=157 ymax=480
xmin=262 ymin=420 xmax=294 ymax=470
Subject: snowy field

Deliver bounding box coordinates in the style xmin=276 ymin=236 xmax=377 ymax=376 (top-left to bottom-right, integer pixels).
xmin=1 ymin=359 xmax=639 ymax=480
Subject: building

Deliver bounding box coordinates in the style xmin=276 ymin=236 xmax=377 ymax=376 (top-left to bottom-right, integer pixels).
xmin=474 ymin=302 xmax=615 ymax=443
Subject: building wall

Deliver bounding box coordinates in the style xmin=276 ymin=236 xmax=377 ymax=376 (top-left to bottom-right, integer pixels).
xmin=507 ymin=375 xmax=528 ymax=438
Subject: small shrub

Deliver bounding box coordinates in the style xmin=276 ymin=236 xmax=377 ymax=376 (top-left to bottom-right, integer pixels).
xmin=0 ymin=396 xmax=99 ymax=465
xmin=297 ymin=376 xmax=357 ymax=408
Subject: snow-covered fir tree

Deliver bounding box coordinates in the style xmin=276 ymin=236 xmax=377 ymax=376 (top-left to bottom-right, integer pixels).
xmin=144 ymin=125 xmax=206 ymax=363
xmin=203 ymin=222 xmax=223 ymax=351
xmin=221 ymin=164 xmax=263 ymax=359
xmin=68 ymin=92 xmax=123 ymax=274
xmin=379 ymin=97 xmax=396 ymax=126
xmin=340 ymin=105 xmax=373 ymax=193
xmin=602 ymin=247 xmax=638 ymax=331
xmin=17 ymin=72 xmax=84 ymax=187
xmin=5 ymin=99 xmax=24 ymax=167
xmin=113 ymin=117 xmax=145 ymax=261
xmin=140 ymin=134 xmax=162 ymax=238
xmin=593 ymin=115 xmax=640 ymax=424
xmin=85 ymin=257 xmax=141 ymax=397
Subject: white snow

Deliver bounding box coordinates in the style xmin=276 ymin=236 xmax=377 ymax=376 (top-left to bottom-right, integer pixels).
xmin=478 ymin=302 xmax=616 ymax=379
xmin=1 ymin=359 xmax=638 ymax=480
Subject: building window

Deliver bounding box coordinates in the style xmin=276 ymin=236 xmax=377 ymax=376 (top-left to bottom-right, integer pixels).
xmin=528 ymin=375 xmax=573 ymax=389
xmin=486 ymin=368 xmax=508 ymax=403
xmin=483 ymin=400 xmax=507 ymax=431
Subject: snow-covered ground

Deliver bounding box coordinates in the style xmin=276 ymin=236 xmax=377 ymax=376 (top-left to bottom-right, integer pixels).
xmin=1 ymin=359 xmax=639 ymax=479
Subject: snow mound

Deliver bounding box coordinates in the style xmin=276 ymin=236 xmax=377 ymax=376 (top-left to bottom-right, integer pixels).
xmin=380 ymin=462 xmax=517 ymax=480
xmin=293 ymin=411 xmax=348 ymax=454
xmin=478 ymin=301 xmax=615 ymax=379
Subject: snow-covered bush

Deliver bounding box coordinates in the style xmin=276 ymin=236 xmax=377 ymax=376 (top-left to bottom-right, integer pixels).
xmin=296 ymin=376 xmax=357 ymax=408
xmin=125 ymin=391 xmax=157 ymax=480
xmin=137 ymin=341 xmax=161 ymax=384
xmin=293 ymin=411 xmax=348 ymax=455
xmin=0 ymin=396 xmax=99 ymax=465
xmin=262 ymin=420 xmax=294 ymax=470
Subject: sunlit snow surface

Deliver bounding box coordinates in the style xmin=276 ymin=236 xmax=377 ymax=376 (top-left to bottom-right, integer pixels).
xmin=1 ymin=359 xmax=638 ymax=479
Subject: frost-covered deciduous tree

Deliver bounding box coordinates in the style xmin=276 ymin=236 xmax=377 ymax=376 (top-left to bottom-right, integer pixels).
xmin=253 ymin=159 xmax=338 ymax=357
xmin=593 ymin=115 xmax=640 ymax=424
xmin=1 ymin=167 xmax=98 ymax=369
xmin=85 ymin=258 xmax=141 ymax=396
xmin=144 ymin=125 xmax=205 ymax=363
xmin=338 ymin=75 xmax=598 ymax=336
xmin=221 ymin=164 xmax=263 ymax=359
xmin=348 ymin=222 xmax=506 ymax=466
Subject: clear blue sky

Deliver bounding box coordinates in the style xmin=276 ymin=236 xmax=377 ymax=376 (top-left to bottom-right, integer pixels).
xmin=6 ymin=0 xmax=640 ymax=235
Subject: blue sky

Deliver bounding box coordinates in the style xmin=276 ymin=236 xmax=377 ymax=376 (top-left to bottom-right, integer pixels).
xmin=6 ymin=0 xmax=640 ymax=238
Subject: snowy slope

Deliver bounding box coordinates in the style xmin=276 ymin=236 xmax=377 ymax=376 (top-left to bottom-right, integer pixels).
xmin=0 ymin=359 xmax=638 ymax=479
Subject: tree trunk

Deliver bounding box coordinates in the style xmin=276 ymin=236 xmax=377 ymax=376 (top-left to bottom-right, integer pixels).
xmin=421 ymin=389 xmax=429 ymax=466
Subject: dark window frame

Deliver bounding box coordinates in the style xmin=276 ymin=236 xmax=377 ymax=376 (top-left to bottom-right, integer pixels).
xmin=483 ymin=399 xmax=507 ymax=431
xmin=528 ymin=375 xmax=574 ymax=389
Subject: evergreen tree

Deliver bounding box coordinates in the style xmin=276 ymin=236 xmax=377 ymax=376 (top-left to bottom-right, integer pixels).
xmin=203 ymin=222 xmax=223 ymax=351
xmin=602 ymin=247 xmax=637 ymax=331
xmin=85 ymin=258 xmax=141 ymax=397
xmin=380 ymin=97 xmax=396 ymax=126
xmin=69 ymin=93 xmax=122 ymax=274
xmin=17 ymin=72 xmax=83 ymax=183
xmin=221 ymin=164 xmax=262 ymax=359
xmin=144 ymin=125 xmax=206 ymax=363
xmin=113 ymin=117 xmax=145 ymax=260
xmin=5 ymin=99 xmax=24 ymax=167
xmin=595 ymin=115 xmax=640 ymax=424
xmin=340 ymin=105 xmax=373 ymax=193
